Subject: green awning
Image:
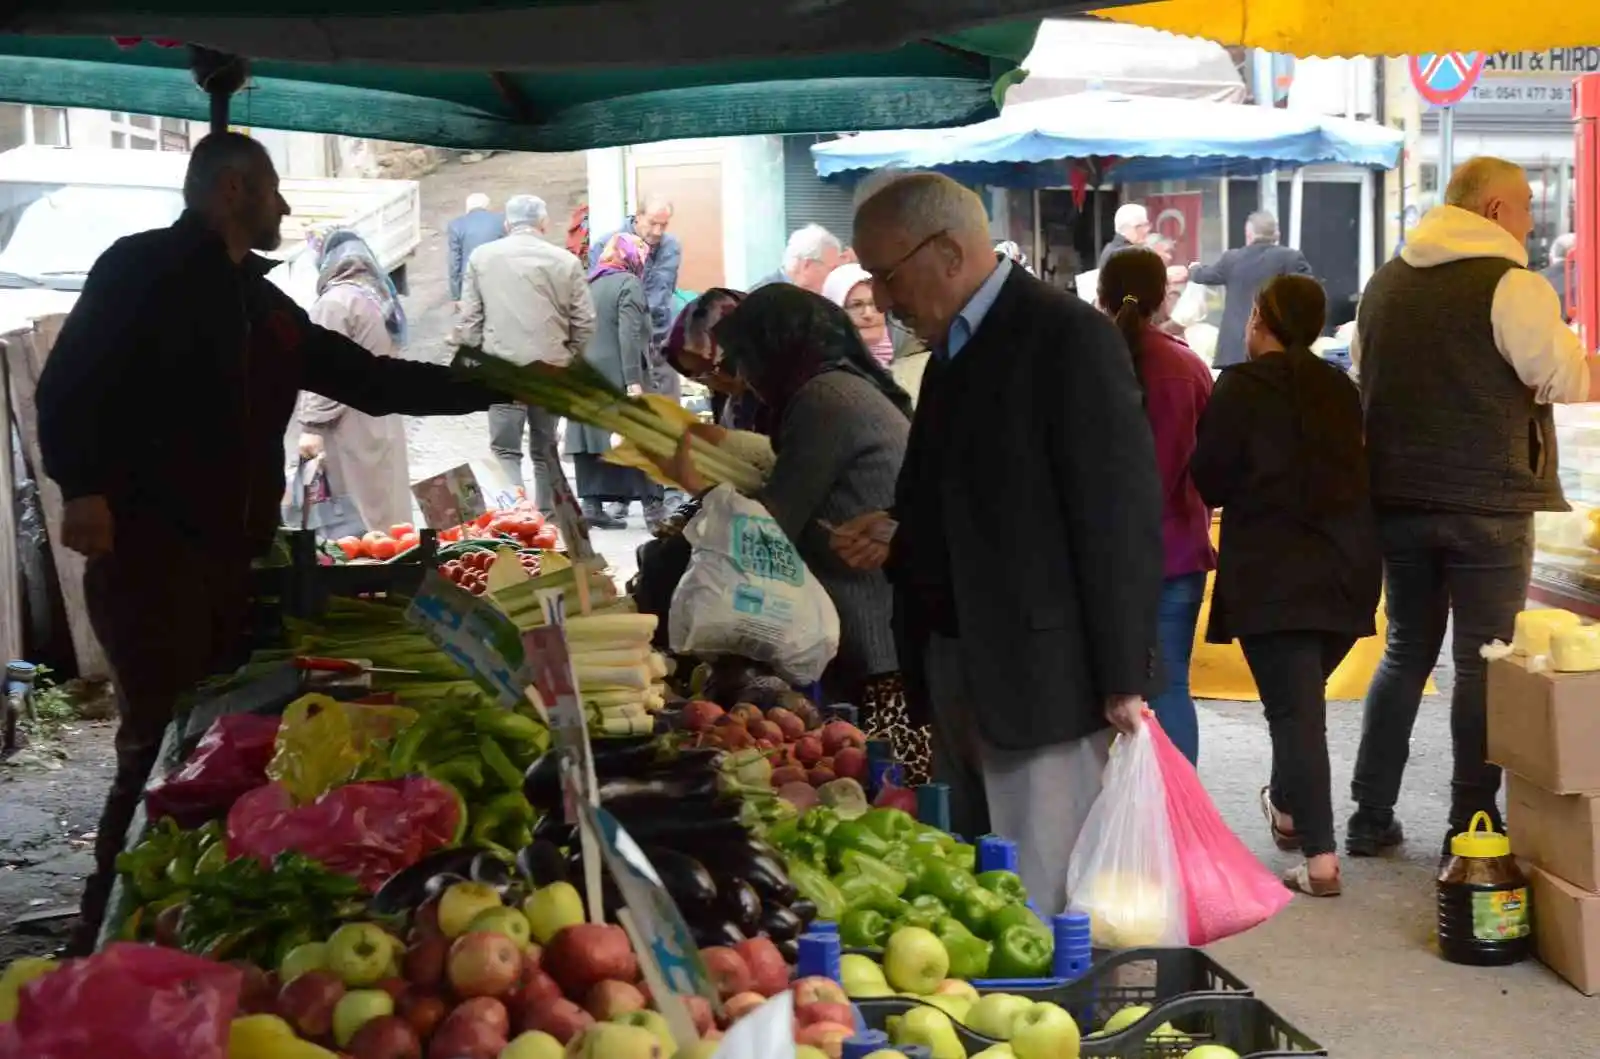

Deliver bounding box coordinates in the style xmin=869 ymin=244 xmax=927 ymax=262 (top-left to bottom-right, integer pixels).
xmin=0 ymin=30 xmax=1052 ymax=151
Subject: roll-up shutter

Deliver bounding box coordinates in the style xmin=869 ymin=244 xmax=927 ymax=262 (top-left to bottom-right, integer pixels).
xmin=783 ymin=134 xmax=858 ymax=244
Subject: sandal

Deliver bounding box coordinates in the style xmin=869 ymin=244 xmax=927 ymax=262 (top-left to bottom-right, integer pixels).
xmin=1282 ymin=862 xmax=1342 ymax=897
xmin=1260 ymin=786 xmax=1302 ymax=852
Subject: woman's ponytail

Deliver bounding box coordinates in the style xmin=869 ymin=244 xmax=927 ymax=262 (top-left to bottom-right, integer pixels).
xmin=1097 ymin=247 xmax=1168 ymax=396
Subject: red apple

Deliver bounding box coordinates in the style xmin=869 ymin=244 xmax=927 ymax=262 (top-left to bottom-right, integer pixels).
xmin=748 ymin=720 xmax=784 ymax=745
xmin=770 ymin=766 xmax=808 ymax=788
xmin=403 ymin=936 xmax=449 ymax=989
xmin=806 ymin=765 xmax=837 ymax=787
xmin=683 ymin=994 xmax=715 ymax=1036
xmin=232 ymin=960 xmax=278 ymax=1016
xmin=445 ymin=997 xmax=510 ymax=1039
xmin=796 ymin=1021 xmax=855 ymax=1059
xmin=278 ymin=970 xmax=346 ymax=1040
xmin=831 ymin=747 xmax=867 ymax=783
xmin=520 ymin=997 xmax=592 ymax=1043
xmin=509 ymin=967 xmax=564 ymax=1013
xmin=793 ymin=735 xmax=824 ymax=767
xmin=699 ymin=946 xmax=753 ymax=999
xmin=375 ymin=978 xmax=409 ymax=1003
xmin=682 ymin=700 xmax=725 ymax=731
xmin=819 ymin=720 xmax=865 ymax=756
xmin=714 ymin=726 xmax=755 ymax=751
xmin=584 ymin=979 xmax=646 ymax=1020
xmin=730 ymin=703 xmax=763 ymax=725
xmin=766 ymin=707 xmax=805 ymax=742
xmin=791 ymin=977 xmax=848 ymax=1008
xmin=721 ymin=991 xmax=765 ymax=1026
xmin=396 ymin=991 xmax=447 ymax=1040
xmin=426 ymin=1016 xmax=505 ymax=1059
xmin=734 ymin=937 xmax=789 ymax=997
xmin=447 ymin=932 xmax=523 ymax=999
xmin=346 ymin=1015 xmax=422 ymax=1059
xmin=543 ymin=923 xmax=637 ymax=997
xmin=412 ymin=899 xmax=444 ymax=941
xmin=795 ymin=1001 xmax=854 ymax=1028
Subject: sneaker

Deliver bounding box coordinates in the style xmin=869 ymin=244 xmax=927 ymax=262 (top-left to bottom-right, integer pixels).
xmin=605 ymin=502 xmax=630 ymax=521
xmin=1345 ymin=811 xmax=1404 ymax=857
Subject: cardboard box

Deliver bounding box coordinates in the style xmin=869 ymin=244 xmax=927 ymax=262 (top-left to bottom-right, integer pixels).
xmin=1487 ymin=655 xmax=1600 ymax=794
xmin=1530 ymin=865 xmax=1600 ymax=995
xmin=1508 ymin=774 xmax=1600 ymax=891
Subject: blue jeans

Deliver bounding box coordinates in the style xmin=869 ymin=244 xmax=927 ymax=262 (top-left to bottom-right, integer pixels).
xmin=1152 ymin=572 xmax=1207 ymax=764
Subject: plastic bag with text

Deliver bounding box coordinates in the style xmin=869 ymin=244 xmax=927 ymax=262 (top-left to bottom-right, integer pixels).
xmin=144 ymin=713 xmax=281 ymax=829
xmin=0 ymin=943 xmax=239 ymax=1059
xmin=1150 ymin=717 xmax=1291 ymax=945
xmin=1065 ymin=723 xmax=1187 ymax=948
xmin=266 ymin=693 xmax=417 ymax=803
xmin=226 ymin=776 xmax=461 ymax=892
xmin=670 ymin=484 xmax=839 ymax=685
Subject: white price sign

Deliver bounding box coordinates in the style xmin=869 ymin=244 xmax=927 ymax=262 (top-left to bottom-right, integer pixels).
xmin=405 ymin=570 xmax=526 ymax=707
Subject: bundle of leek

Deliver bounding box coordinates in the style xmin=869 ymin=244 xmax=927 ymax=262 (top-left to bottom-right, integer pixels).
xmin=453 ymin=348 xmax=764 ymax=493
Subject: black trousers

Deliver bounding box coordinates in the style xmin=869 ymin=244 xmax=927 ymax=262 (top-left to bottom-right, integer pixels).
xmin=1240 ymin=631 xmax=1358 ymax=858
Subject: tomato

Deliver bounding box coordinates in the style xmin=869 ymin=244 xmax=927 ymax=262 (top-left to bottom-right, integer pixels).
xmin=438 ymin=526 xmax=461 ymax=542
xmin=524 ymin=511 xmax=546 ymax=531
xmin=442 ymin=560 xmax=463 ymax=581
xmin=389 ymin=523 xmax=415 ymax=538
xmin=362 ymin=530 xmax=388 ymax=545
xmin=369 ymin=537 xmax=399 ymax=560
xmin=335 ymin=536 xmax=364 ymax=560
xmin=395 ymin=536 xmax=418 ymax=553
xmin=531 ymin=527 xmax=559 ymax=550
xmin=474 ymin=511 xmax=496 ymax=528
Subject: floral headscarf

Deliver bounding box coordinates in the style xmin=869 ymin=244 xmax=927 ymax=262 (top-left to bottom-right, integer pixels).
xmin=662 ymin=288 xmax=744 ymax=378
xmin=588 ymin=231 xmax=650 ymax=283
xmin=314 ymin=228 xmax=407 ymax=344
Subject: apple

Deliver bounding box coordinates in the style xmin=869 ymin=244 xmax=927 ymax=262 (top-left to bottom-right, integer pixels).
xmin=861 ymin=1053 xmax=913 ymax=1059
xmin=402 ymin=935 xmax=449 ymax=989
xmin=699 ymin=946 xmax=753 ymax=999
xmin=521 ymin=882 xmax=586 ymax=945
xmin=510 ymin=967 xmax=565 ymax=1014
xmin=839 ymin=954 xmax=892 ymax=999
xmin=470 ymin=906 xmax=534 ymax=950
xmin=882 ymin=928 xmax=949 ymax=995
xmin=795 ymin=1001 xmax=854 ymax=1028
xmin=346 ymin=1014 xmax=421 ymax=1059
xmin=327 ymin=924 xmax=397 ymax=988
xmin=933 ymin=979 xmax=980 ymax=1004
xmin=732 ymin=937 xmax=788 ymax=997
xmin=1010 ymin=1002 xmax=1081 ymax=1059
xmin=771 ymin=766 xmax=809 ymax=788
xmin=820 ymin=720 xmax=865 ymax=756
xmin=766 ymin=707 xmax=805 ymax=741
xmin=792 ymin=977 xmax=848 ymax=1007
xmin=449 ymin=931 xmax=524 ymax=999
xmin=412 ymin=899 xmax=444 ymax=941
xmin=793 ymin=734 xmax=825 ymax=767
xmin=747 ymin=719 xmax=784 ymax=745
xmin=1101 ymin=1004 xmax=1151 ymax=1036
xmin=887 ymin=1007 xmax=961 ymax=1059
xmin=795 ymin=1048 xmax=831 ymax=1059
xmin=682 ymin=994 xmax=715 ymax=1037
xmin=584 ymin=979 xmax=645 ymax=1020
xmin=920 ymin=994 xmax=972 ymax=1025
xmin=567 ymin=1022 xmax=664 ymax=1059
xmin=729 ymin=703 xmax=763 ymax=724
xmin=500 ymin=1030 xmax=566 ymax=1059
xmin=682 ymin=700 xmax=725 ymax=731
xmin=333 ymin=989 xmax=395 ymax=1048
xmin=806 ymin=765 xmax=837 ymax=786
xmin=397 ymin=990 xmax=447 ymax=1040
xmin=231 ymin=960 xmax=278 ymax=1015
xmin=375 ymin=978 xmax=409 ymax=1003
xmin=440 ymin=881 xmax=508 ymax=939
xmin=721 ymin=991 xmax=765 ymax=1025
xmin=673 ymin=1041 xmax=721 ymax=1059
xmin=794 ymin=1021 xmax=855 ymax=1059
xmin=831 ymin=747 xmax=868 ymax=783
xmin=279 ymin=942 xmax=329 ymax=984
xmin=614 ymin=1009 xmax=673 ymax=1052
xmin=543 ymin=924 xmax=637 ymax=997
xmin=1181 ymin=1048 xmax=1241 ymax=1059
xmin=965 ymin=994 xmax=1033 ymax=1040
xmin=429 ymin=1015 xmax=507 ymax=1059
xmin=277 ymin=969 xmax=346 ymax=1039
xmin=521 ymin=997 xmax=593 ymax=1043
xmin=450 ymin=996 xmax=513 ymax=1039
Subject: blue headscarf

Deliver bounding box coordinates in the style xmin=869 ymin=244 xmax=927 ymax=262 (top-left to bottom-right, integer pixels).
xmin=314 ymin=229 xmax=408 ymax=345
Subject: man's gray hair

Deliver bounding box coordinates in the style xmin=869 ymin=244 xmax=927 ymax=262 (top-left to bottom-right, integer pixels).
xmin=783 ymin=224 xmax=842 ymax=271
xmin=465 ymin=192 xmax=490 ymax=212
xmin=1445 ymin=156 xmax=1527 ymax=214
xmin=505 ymin=194 xmax=548 ymax=231
xmin=638 ymin=193 xmax=674 ymax=217
xmin=183 ymin=131 xmax=271 ymax=208
xmin=853 ymin=171 xmax=989 ymax=246
xmin=1245 ymin=211 xmax=1279 ymax=244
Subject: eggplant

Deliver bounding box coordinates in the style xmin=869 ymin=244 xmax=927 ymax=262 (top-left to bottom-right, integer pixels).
xmin=470 ymin=851 xmax=514 ymax=891
xmin=776 ymin=937 xmax=799 ymax=964
xmin=370 ymin=847 xmax=487 ymax=915
xmin=716 ymin=879 xmax=763 ymax=934
xmin=603 ymin=811 xmax=748 ymax=847
xmin=598 ymin=772 xmax=721 ymax=804
xmin=640 ymin=846 xmax=719 ymax=912
xmin=518 ymin=840 xmax=569 ymax=888
xmin=708 ymin=850 xmax=796 ymax=906
xmin=524 ymin=743 xmax=724 ymax=812
xmin=691 ymin=921 xmax=748 ymax=948
xmin=759 ymin=903 xmax=804 ymax=941
xmin=788 ymin=897 xmax=818 ymax=926
xmin=423 ymin=872 xmax=469 ymax=902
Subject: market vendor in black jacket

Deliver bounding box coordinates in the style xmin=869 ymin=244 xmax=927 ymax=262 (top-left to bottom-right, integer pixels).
xmin=831 ymin=173 xmax=1164 ymax=917
xmin=35 ymin=133 xmax=505 ymax=955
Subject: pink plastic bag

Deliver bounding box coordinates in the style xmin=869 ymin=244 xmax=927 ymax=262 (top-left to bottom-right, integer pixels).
xmin=0 ymin=943 xmax=239 ymax=1059
xmin=1148 ymin=717 xmax=1291 ymax=945
xmin=227 ymin=776 xmax=461 ymax=892
xmin=145 ymin=713 xmax=281 ymax=828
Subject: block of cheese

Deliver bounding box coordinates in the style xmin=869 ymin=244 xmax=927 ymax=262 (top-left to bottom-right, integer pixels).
xmin=1552 ymin=624 xmax=1600 ymax=672
xmin=1514 ymin=608 xmax=1582 ymax=656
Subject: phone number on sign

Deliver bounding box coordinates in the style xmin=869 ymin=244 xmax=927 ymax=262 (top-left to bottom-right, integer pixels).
xmin=1467 ymin=82 xmax=1574 ymax=104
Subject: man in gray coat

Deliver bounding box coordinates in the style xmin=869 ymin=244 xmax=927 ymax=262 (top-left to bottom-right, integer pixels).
xmin=1189 ymin=212 xmax=1314 ymax=367
xmin=447 ymin=192 xmax=504 ymax=303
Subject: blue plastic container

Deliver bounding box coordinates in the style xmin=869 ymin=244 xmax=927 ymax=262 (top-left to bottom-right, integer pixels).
xmin=796 ymin=931 xmax=843 ymax=983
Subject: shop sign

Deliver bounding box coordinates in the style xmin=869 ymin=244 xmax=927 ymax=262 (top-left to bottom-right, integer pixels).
xmin=1459 ymin=49 xmax=1600 ymax=113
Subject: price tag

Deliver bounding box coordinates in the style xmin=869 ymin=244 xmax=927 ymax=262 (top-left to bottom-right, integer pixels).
xmin=573 ymin=800 xmax=722 ymax=1052
xmin=410 ymin=463 xmax=489 ymax=530
xmin=405 ymin=570 xmax=526 ymax=707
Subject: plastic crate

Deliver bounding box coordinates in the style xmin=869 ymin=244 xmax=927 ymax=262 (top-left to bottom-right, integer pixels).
xmin=857 ymin=992 xmax=1325 ymax=1058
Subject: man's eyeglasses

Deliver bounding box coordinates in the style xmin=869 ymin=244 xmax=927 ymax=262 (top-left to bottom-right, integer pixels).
xmin=864 ymin=229 xmax=948 ymax=285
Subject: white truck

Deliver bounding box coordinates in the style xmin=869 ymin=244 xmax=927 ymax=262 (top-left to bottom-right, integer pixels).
xmin=0 ymin=144 xmax=421 ymax=334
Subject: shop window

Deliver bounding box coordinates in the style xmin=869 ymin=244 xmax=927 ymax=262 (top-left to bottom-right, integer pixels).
xmin=0 ymin=104 xmax=69 ymax=151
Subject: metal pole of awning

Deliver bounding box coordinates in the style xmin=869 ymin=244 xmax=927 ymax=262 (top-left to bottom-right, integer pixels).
xmin=189 ymin=46 xmax=250 ymax=134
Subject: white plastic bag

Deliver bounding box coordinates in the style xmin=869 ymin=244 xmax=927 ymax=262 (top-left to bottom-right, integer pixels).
xmin=1169 ymin=280 xmax=1210 ymax=329
xmin=669 ymin=485 xmax=840 ymax=685
xmin=1065 ymin=723 xmax=1187 ymax=949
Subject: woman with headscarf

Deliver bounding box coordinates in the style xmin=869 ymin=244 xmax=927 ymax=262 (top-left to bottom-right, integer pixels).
xmin=567 ymin=232 xmax=655 ymax=529
xmin=661 ymin=287 xmax=751 ymax=429
xmin=1191 ymin=274 xmax=1381 ymax=897
xmin=822 ymin=263 xmax=895 ymax=367
xmin=294 ymin=230 xmax=413 ymax=533
xmin=655 ymin=284 xmax=933 ymax=781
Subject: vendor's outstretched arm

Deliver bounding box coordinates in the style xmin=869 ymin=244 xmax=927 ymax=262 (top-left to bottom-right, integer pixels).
xmin=298 ymin=306 xmax=502 ymax=416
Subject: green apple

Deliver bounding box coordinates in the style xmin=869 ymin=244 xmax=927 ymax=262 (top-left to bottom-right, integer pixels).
xmin=1101 ymin=1004 xmax=1150 ymax=1035
xmin=439 ymin=881 xmax=506 ymax=939
xmin=468 ymin=905 xmax=532 ymax=948
xmin=971 ymin=1048 xmax=1015 ymax=1059
xmin=840 ymin=954 xmax=893 ymax=999
xmin=615 ymin=1008 xmax=674 ymax=1052
xmin=502 ymin=1030 xmax=567 ymax=1059
xmin=795 ymin=1047 xmax=831 ymax=1059
xmin=1182 ymin=1048 xmax=1241 ymax=1059
xmin=862 ymin=1052 xmax=912 ymax=1059
xmin=672 ymin=1041 xmax=723 ymax=1059
xmin=1010 ymin=1001 xmax=1081 ymax=1059
xmin=889 ymin=1006 xmax=964 ymax=1059
xmin=522 ymin=881 xmax=586 ymax=944
xmin=568 ymin=1023 xmax=663 ymax=1059
xmin=331 ymin=988 xmax=394 ymax=1048
xmin=325 ymin=923 xmax=393 ymax=987
xmin=920 ymin=994 xmax=972 ymax=1025
xmin=882 ymin=927 xmax=949 ymax=995
xmin=966 ymin=994 xmax=1033 ymax=1040
xmin=933 ymin=979 xmax=980 ymax=1004
xmin=278 ymin=942 xmax=329 ymax=984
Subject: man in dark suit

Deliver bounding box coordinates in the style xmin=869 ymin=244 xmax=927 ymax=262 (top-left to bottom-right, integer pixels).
xmin=832 ymin=172 xmax=1164 ymax=915
xmin=447 ymin=192 xmax=505 ymax=303
xmin=1190 ymin=211 xmax=1314 ymax=367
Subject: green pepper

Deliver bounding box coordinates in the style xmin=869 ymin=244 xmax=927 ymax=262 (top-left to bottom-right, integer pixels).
xmin=835 ymin=874 xmax=908 ymax=916
xmin=881 ymin=844 xmax=919 ymax=872
xmin=837 ymin=849 xmax=908 ymax=896
xmin=785 ymin=832 xmax=830 ymax=870
xmin=976 ymin=869 xmax=1027 ymax=904
xmin=911 ymin=894 xmax=949 ymax=918
xmin=935 ymin=916 xmax=993 ymax=979
xmin=839 ymin=907 xmax=892 ymax=948
xmin=798 ymin=806 xmax=842 ymax=839
xmin=860 ymin=807 xmax=920 ymax=844
xmin=918 ymin=862 xmax=978 ymax=906
xmin=787 ymin=863 xmax=846 ymax=922
xmin=826 ymin=821 xmax=892 ymax=869
xmin=194 ymin=842 xmax=229 ymax=876
xmin=956 ymin=885 xmax=1010 ymax=938
xmin=907 ymin=832 xmax=950 ymax=861
xmin=946 ymin=842 xmax=978 ymax=873
xmin=166 ymin=852 xmax=197 ymax=888
xmin=988 ymin=902 xmax=1050 ymax=940
xmin=765 ymin=818 xmax=801 ymax=850
xmin=989 ymin=922 xmax=1054 ymax=978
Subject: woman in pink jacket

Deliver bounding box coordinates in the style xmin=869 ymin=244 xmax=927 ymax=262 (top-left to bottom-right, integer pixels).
xmin=1098 ymin=247 xmax=1216 ymax=763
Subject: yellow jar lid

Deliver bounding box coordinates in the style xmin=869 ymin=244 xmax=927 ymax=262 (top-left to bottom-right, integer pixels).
xmin=1450 ymin=811 xmax=1511 ymax=859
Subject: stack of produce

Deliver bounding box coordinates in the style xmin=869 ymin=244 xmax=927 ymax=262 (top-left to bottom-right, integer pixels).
xmin=437 ymin=543 xmax=543 ymax=596
xmin=768 ymin=806 xmax=1056 ymax=982
xmin=332 ymin=522 xmax=424 ymax=562
xmin=678 ymin=701 xmax=874 ymax=811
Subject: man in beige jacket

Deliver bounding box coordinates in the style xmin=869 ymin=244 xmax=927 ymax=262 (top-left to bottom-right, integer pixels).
xmin=456 ymin=194 xmax=596 ymax=512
